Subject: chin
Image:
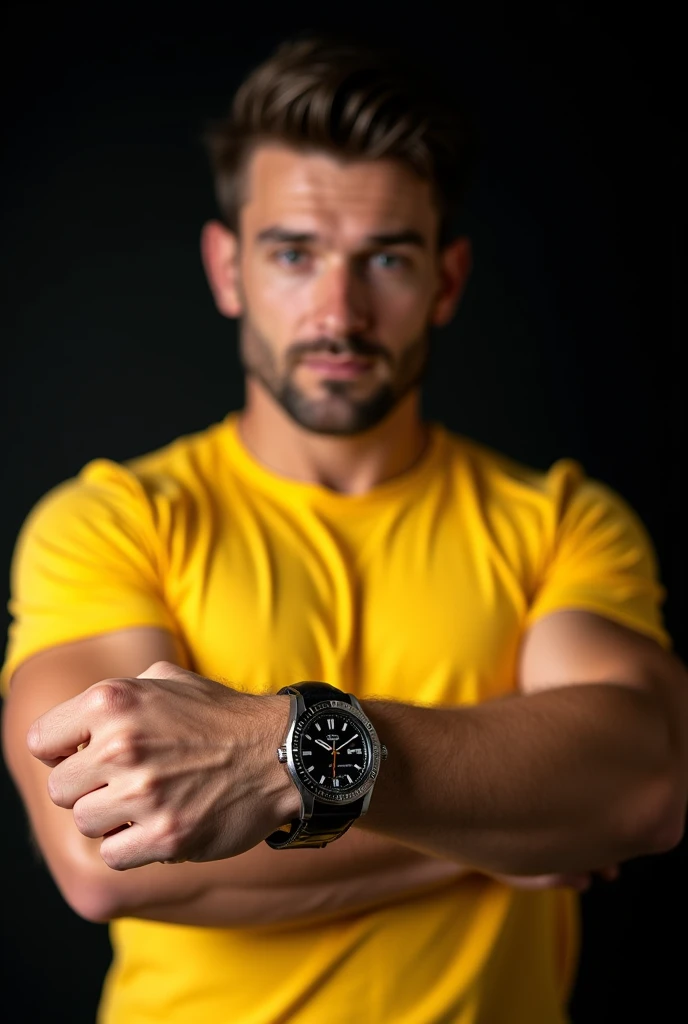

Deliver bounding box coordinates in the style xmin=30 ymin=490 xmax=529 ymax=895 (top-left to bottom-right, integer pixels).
xmin=290 ymin=404 xmax=395 ymax=437
xmin=273 ymin=378 xmax=400 ymax=436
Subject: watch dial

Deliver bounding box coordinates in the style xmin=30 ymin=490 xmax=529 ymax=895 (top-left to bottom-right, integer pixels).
xmin=294 ymin=707 xmax=371 ymax=798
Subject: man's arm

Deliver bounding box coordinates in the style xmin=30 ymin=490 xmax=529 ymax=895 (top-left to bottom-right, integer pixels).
xmin=357 ymin=610 xmax=688 ymax=874
xmin=2 ymin=628 xmax=465 ymax=925
xmin=27 ymin=613 xmax=681 ymax=882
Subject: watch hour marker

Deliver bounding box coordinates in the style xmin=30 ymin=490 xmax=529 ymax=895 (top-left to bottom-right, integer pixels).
xmin=332 ymin=778 xmax=339 ymax=787
xmin=354 ymin=764 xmax=362 ymax=770
xmin=342 ymin=722 xmax=348 ymax=731
xmin=302 ymin=750 xmax=313 ymax=756
xmin=319 ymin=775 xmax=326 ymax=784
xmin=307 ymin=766 xmax=315 ymax=773
xmin=327 ymin=718 xmax=335 ymax=730
xmin=306 ymin=734 xmax=312 ymax=740
xmin=345 ymin=775 xmax=353 ymax=784
xmin=315 ymin=723 xmax=321 ymax=731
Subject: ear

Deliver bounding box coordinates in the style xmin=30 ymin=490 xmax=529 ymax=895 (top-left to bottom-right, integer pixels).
xmin=431 ymin=236 xmax=472 ymax=327
xmin=200 ymin=220 xmax=243 ymax=318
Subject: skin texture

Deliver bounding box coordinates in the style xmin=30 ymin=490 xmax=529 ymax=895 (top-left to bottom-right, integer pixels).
xmin=201 ymin=143 xmax=471 ymax=494
xmin=6 ymin=144 xmax=688 ymax=926
xmin=4 ymin=629 xmax=472 ymax=927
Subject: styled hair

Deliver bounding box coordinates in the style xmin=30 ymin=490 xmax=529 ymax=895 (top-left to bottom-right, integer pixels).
xmin=203 ymin=33 xmax=479 ymax=245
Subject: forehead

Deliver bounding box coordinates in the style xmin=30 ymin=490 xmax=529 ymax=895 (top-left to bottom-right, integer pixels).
xmin=240 ymin=143 xmax=437 ymax=239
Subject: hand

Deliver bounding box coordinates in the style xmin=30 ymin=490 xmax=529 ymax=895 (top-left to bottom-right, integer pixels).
xmin=315 ymin=738 xmax=334 ymax=752
xmin=489 ymin=864 xmax=620 ymax=892
xmin=27 ymin=661 xmax=299 ymax=870
xmin=335 ymin=734 xmax=359 ymax=753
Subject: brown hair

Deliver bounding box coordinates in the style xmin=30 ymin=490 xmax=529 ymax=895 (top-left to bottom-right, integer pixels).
xmin=203 ymin=33 xmax=479 ymax=246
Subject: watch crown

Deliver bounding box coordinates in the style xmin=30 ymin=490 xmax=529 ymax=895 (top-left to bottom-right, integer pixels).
xmin=381 ymin=744 xmax=388 ymax=761
xmin=277 ymin=745 xmax=288 ymax=764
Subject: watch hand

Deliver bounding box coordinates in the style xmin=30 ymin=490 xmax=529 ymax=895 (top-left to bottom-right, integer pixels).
xmin=335 ymin=734 xmax=358 ymax=752
xmin=315 ymin=738 xmax=333 ymax=752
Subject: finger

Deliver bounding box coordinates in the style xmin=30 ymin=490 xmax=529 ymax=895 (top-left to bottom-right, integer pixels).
xmin=27 ymin=701 xmax=92 ymax=767
xmin=46 ymin=748 xmax=108 ymax=809
xmin=99 ymin=822 xmax=174 ymax=871
xmin=72 ymin=787 xmax=134 ymax=840
xmin=27 ymin=679 xmax=135 ymax=765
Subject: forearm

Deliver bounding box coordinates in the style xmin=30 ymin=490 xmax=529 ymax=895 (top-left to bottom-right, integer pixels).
xmin=358 ymin=683 xmax=680 ymax=874
xmin=71 ymin=824 xmax=463 ymax=925
xmin=121 ymin=850 xmax=466 ymax=928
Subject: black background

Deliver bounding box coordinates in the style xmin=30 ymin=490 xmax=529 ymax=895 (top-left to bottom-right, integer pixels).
xmin=1 ymin=2 xmax=684 ymax=1021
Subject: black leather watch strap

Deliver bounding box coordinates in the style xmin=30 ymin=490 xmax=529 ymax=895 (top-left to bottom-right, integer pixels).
xmin=278 ymin=681 xmax=353 ymax=705
xmin=265 ymin=798 xmax=365 ymax=849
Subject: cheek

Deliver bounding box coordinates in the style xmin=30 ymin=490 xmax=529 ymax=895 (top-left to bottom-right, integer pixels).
xmin=372 ymin=279 xmax=434 ymax=332
xmin=242 ymin=263 xmax=313 ymax=334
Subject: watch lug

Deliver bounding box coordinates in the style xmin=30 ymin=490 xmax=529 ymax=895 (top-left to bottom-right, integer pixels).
xmin=359 ymin=789 xmax=373 ymax=816
xmin=279 ymin=695 xmax=303 ymax=794
xmin=300 ymin=789 xmax=315 ymax=820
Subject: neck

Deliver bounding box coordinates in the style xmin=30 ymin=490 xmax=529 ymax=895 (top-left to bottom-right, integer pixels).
xmin=237 ymin=381 xmax=430 ymax=495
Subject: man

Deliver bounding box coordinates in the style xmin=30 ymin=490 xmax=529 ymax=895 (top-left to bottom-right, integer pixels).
xmin=2 ymin=32 xmax=686 ymax=1024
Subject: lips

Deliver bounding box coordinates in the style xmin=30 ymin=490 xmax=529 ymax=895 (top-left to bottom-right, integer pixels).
xmin=301 ymin=356 xmax=373 ymax=378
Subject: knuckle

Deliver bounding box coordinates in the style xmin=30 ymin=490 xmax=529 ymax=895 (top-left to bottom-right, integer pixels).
xmin=156 ymin=811 xmax=187 ymax=854
xmin=100 ymin=844 xmax=127 ymax=871
xmin=26 ymin=720 xmax=42 ymax=755
xmin=72 ymin=803 xmax=91 ymax=835
xmin=145 ymin=660 xmax=176 ymax=678
xmin=128 ymin=773 xmax=160 ymax=805
xmin=88 ymin=679 xmax=134 ymax=714
xmin=101 ymin=731 xmax=145 ymax=767
xmin=46 ymin=771 xmax=64 ymax=805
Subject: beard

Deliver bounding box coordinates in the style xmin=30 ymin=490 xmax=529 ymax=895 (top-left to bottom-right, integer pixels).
xmin=238 ymin=315 xmax=431 ymax=436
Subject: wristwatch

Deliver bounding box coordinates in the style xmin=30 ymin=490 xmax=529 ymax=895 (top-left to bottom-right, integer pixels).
xmin=265 ymin=681 xmax=388 ymax=850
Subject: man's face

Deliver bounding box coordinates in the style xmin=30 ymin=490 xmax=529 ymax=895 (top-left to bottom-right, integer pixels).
xmin=211 ymin=144 xmax=466 ymax=435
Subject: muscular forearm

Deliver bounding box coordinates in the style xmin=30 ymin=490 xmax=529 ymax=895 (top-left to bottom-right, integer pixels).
xmin=73 ymin=824 xmax=463 ymax=924
xmin=358 ymin=683 xmax=679 ymax=874
xmin=121 ymin=849 xmax=467 ymax=928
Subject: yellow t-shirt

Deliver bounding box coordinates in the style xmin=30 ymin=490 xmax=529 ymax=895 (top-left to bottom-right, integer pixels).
xmin=1 ymin=413 xmax=672 ymax=1024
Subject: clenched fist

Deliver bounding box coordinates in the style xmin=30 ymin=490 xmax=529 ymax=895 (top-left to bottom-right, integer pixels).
xmin=27 ymin=662 xmax=299 ymax=870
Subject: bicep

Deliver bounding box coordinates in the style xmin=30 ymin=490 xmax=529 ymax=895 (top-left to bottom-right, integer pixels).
xmin=517 ymin=609 xmax=688 ymax=777
xmin=1 ymin=627 xmax=182 ymax=896
xmin=517 ymin=608 xmax=686 ymax=698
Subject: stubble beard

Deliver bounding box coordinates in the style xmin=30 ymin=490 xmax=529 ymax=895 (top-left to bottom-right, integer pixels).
xmin=238 ymin=315 xmax=432 ymax=436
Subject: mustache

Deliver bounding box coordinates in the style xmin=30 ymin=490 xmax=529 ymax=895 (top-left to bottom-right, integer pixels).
xmin=287 ymin=337 xmax=390 ymax=363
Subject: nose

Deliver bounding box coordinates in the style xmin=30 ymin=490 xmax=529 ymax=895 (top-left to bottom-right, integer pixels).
xmin=313 ymin=258 xmax=372 ymax=339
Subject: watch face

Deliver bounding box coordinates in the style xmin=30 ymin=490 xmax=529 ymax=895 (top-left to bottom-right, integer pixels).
xmin=290 ymin=701 xmax=378 ymax=803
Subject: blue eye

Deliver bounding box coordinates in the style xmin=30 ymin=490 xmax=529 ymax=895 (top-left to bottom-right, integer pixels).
xmin=373 ymin=252 xmax=404 ymax=269
xmin=277 ymin=248 xmax=305 ymax=265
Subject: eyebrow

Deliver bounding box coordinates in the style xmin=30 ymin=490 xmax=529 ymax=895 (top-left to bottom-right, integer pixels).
xmin=255 ymin=227 xmax=427 ymax=249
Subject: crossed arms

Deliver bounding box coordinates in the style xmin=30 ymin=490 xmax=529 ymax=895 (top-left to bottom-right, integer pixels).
xmin=3 ymin=609 xmax=687 ymax=928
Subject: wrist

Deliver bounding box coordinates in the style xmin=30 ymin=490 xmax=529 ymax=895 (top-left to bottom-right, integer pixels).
xmin=354 ymin=698 xmax=399 ymax=831
xmin=256 ymin=693 xmax=302 ymax=824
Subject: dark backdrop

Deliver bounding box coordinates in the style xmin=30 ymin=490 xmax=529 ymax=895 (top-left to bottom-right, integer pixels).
xmin=1 ymin=3 xmax=684 ymax=1021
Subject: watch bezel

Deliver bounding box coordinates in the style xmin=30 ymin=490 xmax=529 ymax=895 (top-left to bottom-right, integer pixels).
xmin=285 ymin=699 xmax=382 ymax=805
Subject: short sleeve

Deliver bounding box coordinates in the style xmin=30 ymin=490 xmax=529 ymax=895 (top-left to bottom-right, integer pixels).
xmin=1 ymin=459 xmax=180 ymax=695
xmin=523 ymin=459 xmax=672 ymax=651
